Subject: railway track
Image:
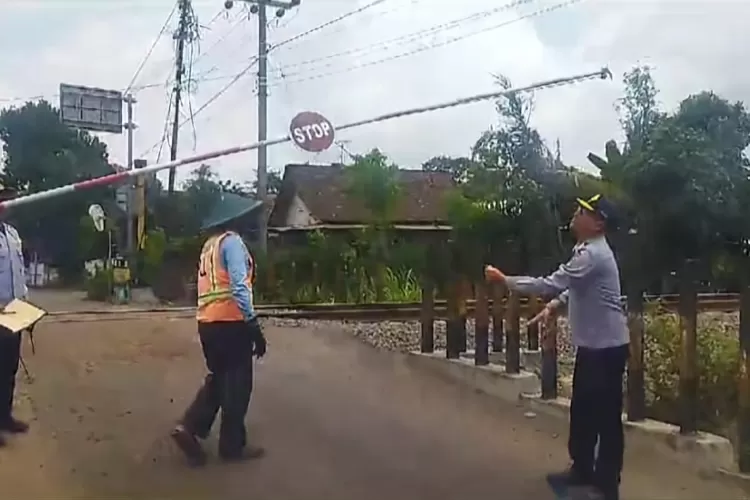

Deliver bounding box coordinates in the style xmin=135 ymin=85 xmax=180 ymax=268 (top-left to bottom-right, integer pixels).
xmin=40 ymin=293 xmax=740 ymax=323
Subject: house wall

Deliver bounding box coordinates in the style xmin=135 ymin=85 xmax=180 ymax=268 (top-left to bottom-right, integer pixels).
xmin=285 ymin=194 xmax=319 ymax=228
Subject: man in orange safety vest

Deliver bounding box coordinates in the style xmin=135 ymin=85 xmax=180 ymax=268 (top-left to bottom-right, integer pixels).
xmin=170 ymin=222 xmax=267 ymax=466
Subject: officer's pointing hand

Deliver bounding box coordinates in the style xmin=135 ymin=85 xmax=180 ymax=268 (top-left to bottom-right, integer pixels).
xmin=484 ymin=265 xmax=506 ymax=283
xmin=528 ymin=306 xmax=552 ymax=327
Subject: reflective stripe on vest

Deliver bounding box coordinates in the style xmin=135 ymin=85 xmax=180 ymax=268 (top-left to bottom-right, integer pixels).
xmin=196 ymin=232 xmax=254 ymax=322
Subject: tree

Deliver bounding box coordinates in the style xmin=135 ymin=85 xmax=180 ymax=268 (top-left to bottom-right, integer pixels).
xmin=422 ymin=156 xmax=473 ymax=184
xmin=616 ymin=65 xmax=664 ymax=154
xmin=346 ymin=149 xmax=402 ymax=299
xmin=0 ymin=100 xmax=113 ymax=281
xmin=451 ymin=74 xmax=573 ymax=274
xmin=588 ymin=66 xmax=750 ymax=291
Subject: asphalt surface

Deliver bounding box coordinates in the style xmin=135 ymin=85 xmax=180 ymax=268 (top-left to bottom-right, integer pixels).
xmin=0 ymin=315 xmax=746 ymax=499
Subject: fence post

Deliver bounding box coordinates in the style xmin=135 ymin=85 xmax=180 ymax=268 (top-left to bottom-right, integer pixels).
xmin=541 ymin=311 xmax=558 ymax=399
xmin=526 ymin=297 xmax=541 ymax=351
xmin=626 ymin=284 xmax=646 ymax=421
xmin=738 ymin=261 xmax=750 ymax=472
xmin=475 ymin=280 xmax=490 ymax=366
xmin=506 ymin=291 xmax=521 ymax=373
xmin=625 ymin=228 xmax=646 ymax=421
xmin=491 ymin=283 xmax=505 ymax=352
xmin=458 ymin=277 xmax=469 ymax=353
xmin=446 ymin=278 xmax=461 ymax=359
xmin=678 ymin=258 xmax=699 ymax=435
xmin=420 ymin=275 xmax=435 ymax=354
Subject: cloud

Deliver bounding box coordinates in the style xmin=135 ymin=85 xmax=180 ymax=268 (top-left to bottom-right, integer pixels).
xmin=0 ymin=0 xmax=748 ymax=189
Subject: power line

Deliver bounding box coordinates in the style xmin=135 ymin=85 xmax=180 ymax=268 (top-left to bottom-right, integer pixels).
xmin=1 ymin=0 xmax=384 ymax=106
xmin=141 ymin=0 xmax=385 ymax=157
xmin=271 ymin=0 xmax=537 ymax=75
xmin=140 ymin=57 xmax=261 ymax=156
xmin=271 ymin=0 xmax=582 ymax=87
xmin=125 ymin=1 xmax=179 ymax=93
xmin=0 ymin=0 xmax=563 ymax=109
xmin=193 ymin=9 xmax=247 ymax=65
xmin=270 ymin=0 xmax=387 ymax=52
xmin=156 ymin=89 xmax=175 ymax=162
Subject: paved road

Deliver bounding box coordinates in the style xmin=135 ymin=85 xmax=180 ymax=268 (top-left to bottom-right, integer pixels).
xmin=1 ymin=316 xmax=746 ymax=499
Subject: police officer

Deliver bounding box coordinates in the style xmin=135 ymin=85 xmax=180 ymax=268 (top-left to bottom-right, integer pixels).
xmin=485 ymin=194 xmax=628 ymax=500
xmin=0 ymin=184 xmax=30 ymax=446
xmin=171 ymin=222 xmax=267 ymax=466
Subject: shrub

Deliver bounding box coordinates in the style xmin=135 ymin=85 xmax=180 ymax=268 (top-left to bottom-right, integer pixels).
xmin=84 ymin=266 xmax=113 ymax=302
xmin=643 ymin=307 xmax=739 ymax=435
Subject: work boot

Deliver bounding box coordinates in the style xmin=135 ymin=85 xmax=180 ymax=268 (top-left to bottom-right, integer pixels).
xmin=0 ymin=417 xmax=29 ymax=434
xmin=170 ymin=425 xmax=207 ymax=467
xmin=219 ymin=445 xmax=266 ymax=463
xmin=547 ymin=465 xmax=593 ymax=488
xmin=592 ymin=478 xmax=620 ymax=500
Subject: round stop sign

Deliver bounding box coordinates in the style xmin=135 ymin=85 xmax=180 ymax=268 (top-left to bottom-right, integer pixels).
xmin=289 ymin=111 xmax=335 ymax=153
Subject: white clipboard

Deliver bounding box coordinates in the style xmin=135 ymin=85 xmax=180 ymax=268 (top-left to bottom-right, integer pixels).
xmin=0 ymin=299 xmax=47 ymax=333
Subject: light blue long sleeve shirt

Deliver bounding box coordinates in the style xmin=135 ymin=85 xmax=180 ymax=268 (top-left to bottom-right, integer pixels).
xmin=0 ymin=223 xmax=27 ymax=308
xmin=219 ymin=233 xmax=255 ymax=322
xmin=505 ymin=236 xmax=628 ymax=349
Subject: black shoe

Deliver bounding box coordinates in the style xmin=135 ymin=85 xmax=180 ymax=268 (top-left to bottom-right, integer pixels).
xmin=219 ymin=445 xmax=265 ymax=463
xmin=547 ymin=466 xmax=593 ymax=488
xmin=170 ymin=426 xmax=207 ymax=467
xmin=592 ymin=480 xmax=620 ymax=500
xmin=0 ymin=417 xmax=29 ymax=434
xmin=0 ymin=433 xmax=6 ymax=447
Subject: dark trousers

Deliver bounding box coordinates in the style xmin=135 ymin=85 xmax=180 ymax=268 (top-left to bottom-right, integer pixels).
xmin=0 ymin=328 xmax=21 ymax=422
xmin=181 ymin=321 xmax=254 ymax=458
xmin=569 ymin=344 xmax=629 ymax=488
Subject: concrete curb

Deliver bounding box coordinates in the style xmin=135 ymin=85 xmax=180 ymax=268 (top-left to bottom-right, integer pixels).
xmin=406 ymin=351 xmax=539 ymax=401
xmin=408 ymin=350 xmax=737 ymax=477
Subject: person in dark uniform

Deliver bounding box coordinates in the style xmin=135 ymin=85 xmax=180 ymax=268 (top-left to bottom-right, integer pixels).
xmin=486 ymin=194 xmax=629 ymax=500
xmin=171 ymin=222 xmax=267 ymax=466
xmin=0 ymin=185 xmax=30 ymax=446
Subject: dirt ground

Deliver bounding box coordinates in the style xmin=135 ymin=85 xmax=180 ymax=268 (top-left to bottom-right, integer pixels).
xmin=0 ymin=313 xmax=747 ymax=499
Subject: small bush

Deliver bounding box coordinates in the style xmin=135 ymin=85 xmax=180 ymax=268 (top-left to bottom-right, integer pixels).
xmin=643 ymin=307 xmax=739 ymax=435
xmin=85 ymin=266 xmax=113 ymax=302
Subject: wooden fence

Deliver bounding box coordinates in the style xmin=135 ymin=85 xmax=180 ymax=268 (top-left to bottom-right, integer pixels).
xmin=419 ymin=262 xmax=750 ymax=472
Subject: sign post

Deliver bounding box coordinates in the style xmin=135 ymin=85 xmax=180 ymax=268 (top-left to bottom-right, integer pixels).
xmin=60 ymin=83 xmax=136 ymax=303
xmin=289 ymin=111 xmax=335 ymax=153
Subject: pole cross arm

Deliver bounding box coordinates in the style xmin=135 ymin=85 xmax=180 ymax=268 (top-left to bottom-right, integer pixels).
xmin=229 ymin=0 xmax=299 ymax=9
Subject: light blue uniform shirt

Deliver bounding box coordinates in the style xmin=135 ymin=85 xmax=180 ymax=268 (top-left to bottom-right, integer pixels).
xmin=219 ymin=233 xmax=255 ymax=322
xmin=505 ymin=236 xmax=628 ymax=349
xmin=0 ymin=223 xmax=27 ymax=308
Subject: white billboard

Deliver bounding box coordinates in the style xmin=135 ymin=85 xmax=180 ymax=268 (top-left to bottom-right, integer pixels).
xmin=59 ymin=84 xmax=123 ymax=134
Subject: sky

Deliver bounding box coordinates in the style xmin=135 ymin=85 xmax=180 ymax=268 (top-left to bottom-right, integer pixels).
xmin=0 ymin=0 xmax=748 ymax=189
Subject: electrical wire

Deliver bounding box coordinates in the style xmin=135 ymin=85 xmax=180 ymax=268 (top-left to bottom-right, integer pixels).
xmin=139 ymin=56 xmax=261 ymax=156
xmin=271 ymin=0 xmax=537 ymax=75
xmin=270 ymin=0 xmax=581 ymax=87
xmin=201 ymin=7 xmax=226 ymax=29
xmin=140 ymin=0 xmax=387 ymax=156
xmin=193 ymin=9 xmax=247 ymax=66
xmin=270 ymin=0 xmax=387 ymax=52
xmin=1 ymin=0 xmax=382 ymax=105
xmin=156 ymin=89 xmax=175 ymax=162
xmin=124 ymin=1 xmax=179 ymax=93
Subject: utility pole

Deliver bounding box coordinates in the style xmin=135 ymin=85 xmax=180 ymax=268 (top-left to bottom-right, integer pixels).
xmin=224 ymin=0 xmax=301 ymax=252
xmin=168 ymin=0 xmax=193 ymax=194
xmin=123 ymin=93 xmax=137 ymax=302
xmin=124 ymin=94 xmax=136 ymax=261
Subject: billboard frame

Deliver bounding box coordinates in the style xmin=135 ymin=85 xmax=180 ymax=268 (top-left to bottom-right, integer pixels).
xmin=59 ymin=83 xmax=123 ymax=134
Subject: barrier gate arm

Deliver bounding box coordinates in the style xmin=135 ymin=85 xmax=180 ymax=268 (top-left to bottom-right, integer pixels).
xmin=0 ymin=67 xmax=611 ymax=213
